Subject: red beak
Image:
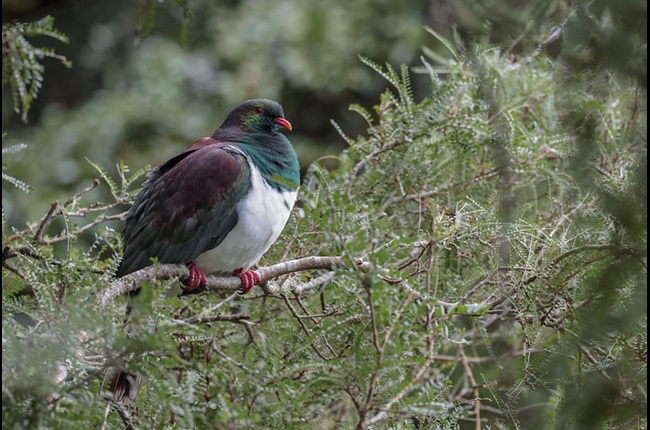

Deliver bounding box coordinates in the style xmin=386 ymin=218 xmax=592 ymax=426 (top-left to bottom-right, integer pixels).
xmin=274 ymin=117 xmax=292 ymax=131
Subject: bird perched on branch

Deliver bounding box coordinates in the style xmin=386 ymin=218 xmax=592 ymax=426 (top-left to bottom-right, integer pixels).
xmin=110 ymin=99 xmax=299 ymax=402
xmin=117 ymin=98 xmax=299 ymax=293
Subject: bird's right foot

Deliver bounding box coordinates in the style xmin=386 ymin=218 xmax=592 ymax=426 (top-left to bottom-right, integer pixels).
xmin=234 ymin=268 xmax=261 ymax=295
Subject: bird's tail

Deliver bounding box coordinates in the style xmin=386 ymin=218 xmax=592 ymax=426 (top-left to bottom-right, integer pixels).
xmin=108 ymin=287 xmax=143 ymax=403
xmin=109 ymin=366 xmax=142 ymax=403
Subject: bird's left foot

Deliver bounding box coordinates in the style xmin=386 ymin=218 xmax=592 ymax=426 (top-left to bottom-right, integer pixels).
xmin=234 ymin=268 xmax=261 ymax=294
xmin=185 ymin=262 xmax=208 ymax=292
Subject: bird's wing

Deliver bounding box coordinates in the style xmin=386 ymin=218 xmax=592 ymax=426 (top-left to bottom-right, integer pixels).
xmin=117 ymin=141 xmax=251 ymax=276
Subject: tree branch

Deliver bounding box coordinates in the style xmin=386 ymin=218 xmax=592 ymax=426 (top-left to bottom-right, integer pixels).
xmin=34 ymin=179 xmax=101 ymax=244
xmin=98 ymin=255 xmax=345 ymax=307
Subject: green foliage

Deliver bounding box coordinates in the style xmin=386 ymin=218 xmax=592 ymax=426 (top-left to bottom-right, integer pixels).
xmin=2 ymin=141 xmax=32 ymax=194
xmin=2 ymin=3 xmax=647 ymax=429
xmin=287 ymin=32 xmax=645 ymax=428
xmin=1 ymin=0 xmax=428 ymax=228
xmin=1 ymin=16 xmax=71 ymax=123
xmin=135 ymin=0 xmax=194 ymax=46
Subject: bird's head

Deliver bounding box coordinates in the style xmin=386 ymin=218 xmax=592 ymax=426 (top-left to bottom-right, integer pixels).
xmin=222 ymin=99 xmax=292 ymax=134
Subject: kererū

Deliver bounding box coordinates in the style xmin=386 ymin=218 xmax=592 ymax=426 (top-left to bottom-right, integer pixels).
xmin=109 ymin=99 xmax=299 ymax=402
xmin=117 ymin=98 xmax=300 ymax=293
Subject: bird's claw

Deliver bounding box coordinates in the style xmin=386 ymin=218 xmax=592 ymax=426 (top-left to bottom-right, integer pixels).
xmin=185 ymin=262 xmax=208 ymax=292
xmin=234 ymin=268 xmax=261 ymax=294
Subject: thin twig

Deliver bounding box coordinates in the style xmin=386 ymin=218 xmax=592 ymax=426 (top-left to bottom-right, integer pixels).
xmin=459 ymin=268 xmax=498 ymax=304
xmin=33 ymin=179 xmax=101 ymax=244
xmin=47 ymin=213 xmax=126 ymax=244
xmin=34 ymin=202 xmax=60 ymax=244
xmin=171 ymin=313 xmax=252 ymax=326
xmin=114 ymin=404 xmax=139 ymax=430
xmin=3 ymin=245 xmax=105 ymax=274
xmin=379 ymin=189 xmax=440 ymax=213
xmin=364 ymin=335 xmax=437 ymax=426
xmin=281 ymin=293 xmax=333 ymax=361
xmin=458 ymin=345 xmax=481 ymax=430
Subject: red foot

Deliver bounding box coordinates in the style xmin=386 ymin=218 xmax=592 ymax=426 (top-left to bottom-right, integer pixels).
xmin=185 ymin=262 xmax=208 ymax=291
xmin=233 ymin=268 xmax=261 ymax=294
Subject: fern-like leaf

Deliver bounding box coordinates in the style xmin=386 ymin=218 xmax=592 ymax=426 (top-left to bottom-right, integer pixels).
xmin=349 ymin=104 xmax=374 ymax=128
xmin=2 ymin=141 xmax=32 ymax=193
xmin=330 ymin=119 xmax=355 ymax=147
xmin=2 ymin=16 xmax=71 ymax=122
xmin=424 ymin=25 xmax=460 ymax=63
xmin=87 ymin=159 xmax=119 ymax=200
xmin=359 ymin=56 xmax=401 ymax=90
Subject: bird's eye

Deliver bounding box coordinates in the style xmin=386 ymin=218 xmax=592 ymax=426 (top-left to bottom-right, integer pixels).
xmin=254 ymin=107 xmax=264 ymax=115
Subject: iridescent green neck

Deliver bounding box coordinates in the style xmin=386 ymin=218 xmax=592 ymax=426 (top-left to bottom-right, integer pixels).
xmin=236 ymin=133 xmax=300 ymax=192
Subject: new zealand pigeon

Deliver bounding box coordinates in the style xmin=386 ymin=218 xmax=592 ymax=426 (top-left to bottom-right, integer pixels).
xmin=110 ymin=99 xmax=299 ymax=403
xmin=116 ymin=99 xmax=300 ymax=294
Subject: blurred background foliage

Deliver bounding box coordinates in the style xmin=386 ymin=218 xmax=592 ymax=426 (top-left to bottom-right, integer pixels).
xmin=2 ymin=0 xmax=431 ymax=228
xmin=3 ymin=0 xmax=621 ymax=229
